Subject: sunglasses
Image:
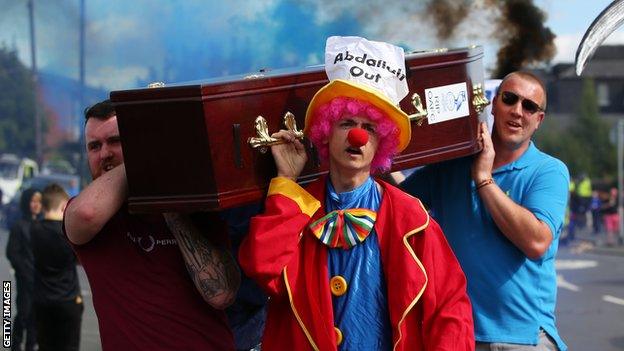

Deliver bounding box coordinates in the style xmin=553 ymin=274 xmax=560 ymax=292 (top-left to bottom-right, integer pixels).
xmin=500 ymin=91 xmax=544 ymax=114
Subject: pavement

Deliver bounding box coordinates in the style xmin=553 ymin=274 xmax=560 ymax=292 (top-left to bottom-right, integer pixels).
xmin=560 ymin=222 xmax=624 ymax=257
xmin=555 ymin=245 xmax=624 ymax=350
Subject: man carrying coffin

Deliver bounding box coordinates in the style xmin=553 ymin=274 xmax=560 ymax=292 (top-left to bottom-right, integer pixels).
xmin=239 ymin=36 xmax=474 ymax=350
xmin=63 ymin=100 xmax=240 ymax=350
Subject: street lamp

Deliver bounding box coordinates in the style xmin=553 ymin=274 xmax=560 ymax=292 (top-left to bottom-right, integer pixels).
xmin=27 ymin=0 xmax=42 ymax=166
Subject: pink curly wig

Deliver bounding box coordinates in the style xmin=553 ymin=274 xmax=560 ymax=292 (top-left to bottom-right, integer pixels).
xmin=307 ymin=97 xmax=399 ymax=172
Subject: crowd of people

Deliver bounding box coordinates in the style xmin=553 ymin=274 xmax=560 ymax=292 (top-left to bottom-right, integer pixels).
xmin=566 ymin=174 xmax=622 ymax=247
xmin=7 ymin=36 xmax=574 ymax=350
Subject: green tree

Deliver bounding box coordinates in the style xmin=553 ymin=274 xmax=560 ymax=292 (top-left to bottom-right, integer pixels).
xmin=0 ymin=46 xmax=45 ymax=157
xmin=536 ymin=78 xmax=616 ymax=179
xmin=570 ymin=78 xmax=616 ymax=178
xmin=536 ymin=120 xmax=590 ymax=178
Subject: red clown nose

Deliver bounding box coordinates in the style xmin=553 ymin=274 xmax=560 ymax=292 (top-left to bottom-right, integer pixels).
xmin=347 ymin=128 xmax=369 ymax=148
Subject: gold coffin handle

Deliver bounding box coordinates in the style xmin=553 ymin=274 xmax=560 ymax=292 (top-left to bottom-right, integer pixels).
xmin=472 ymin=83 xmax=490 ymax=114
xmin=248 ymin=112 xmax=304 ymax=153
xmin=408 ymin=92 xmax=428 ymax=126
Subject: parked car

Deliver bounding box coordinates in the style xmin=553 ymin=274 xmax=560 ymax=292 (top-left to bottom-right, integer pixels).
xmin=0 ymin=154 xmax=39 ymax=205
xmin=1 ymin=173 xmax=81 ymax=230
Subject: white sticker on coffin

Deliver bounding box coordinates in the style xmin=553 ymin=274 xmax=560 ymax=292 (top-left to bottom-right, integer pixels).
xmin=424 ymin=82 xmax=470 ymax=124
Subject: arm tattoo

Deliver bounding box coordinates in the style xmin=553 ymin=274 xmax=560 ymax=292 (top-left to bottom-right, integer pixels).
xmin=164 ymin=213 xmax=240 ymax=307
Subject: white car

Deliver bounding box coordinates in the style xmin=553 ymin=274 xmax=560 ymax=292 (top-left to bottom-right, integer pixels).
xmin=0 ymin=154 xmax=39 ymax=205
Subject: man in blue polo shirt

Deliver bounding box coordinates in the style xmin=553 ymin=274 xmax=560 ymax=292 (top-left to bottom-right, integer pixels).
xmin=401 ymin=71 xmax=569 ymax=350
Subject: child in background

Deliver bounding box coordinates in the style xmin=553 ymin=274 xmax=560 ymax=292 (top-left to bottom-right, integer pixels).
xmin=31 ymin=183 xmax=83 ymax=351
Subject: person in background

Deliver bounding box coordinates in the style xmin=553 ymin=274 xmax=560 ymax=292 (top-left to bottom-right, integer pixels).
xmin=402 ymin=71 xmax=569 ymax=350
xmin=590 ymin=190 xmax=602 ymax=235
xmin=575 ymin=173 xmax=592 ymax=229
xmin=31 ymin=183 xmax=82 ymax=351
xmin=601 ymin=187 xmax=620 ymax=246
xmin=564 ymin=179 xmax=579 ymax=244
xmin=63 ymin=99 xmax=240 ymax=350
xmin=6 ymin=188 xmax=42 ymax=351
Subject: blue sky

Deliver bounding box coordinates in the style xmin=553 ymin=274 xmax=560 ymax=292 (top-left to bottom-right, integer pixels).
xmin=0 ymin=0 xmax=623 ymax=91
xmin=540 ymin=0 xmax=617 ymax=34
xmin=537 ymin=0 xmax=624 ymax=63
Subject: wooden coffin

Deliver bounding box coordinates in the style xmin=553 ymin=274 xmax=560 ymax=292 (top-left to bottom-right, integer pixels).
xmin=110 ymin=46 xmax=489 ymax=213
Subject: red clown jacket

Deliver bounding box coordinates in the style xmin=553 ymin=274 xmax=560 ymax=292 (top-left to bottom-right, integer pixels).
xmin=239 ymin=176 xmax=474 ymax=351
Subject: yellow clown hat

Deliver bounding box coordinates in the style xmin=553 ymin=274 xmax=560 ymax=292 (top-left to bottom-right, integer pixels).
xmin=304 ymin=36 xmax=411 ymax=152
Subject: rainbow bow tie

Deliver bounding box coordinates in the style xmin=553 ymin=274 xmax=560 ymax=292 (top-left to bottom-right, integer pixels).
xmin=309 ymin=208 xmax=377 ymax=250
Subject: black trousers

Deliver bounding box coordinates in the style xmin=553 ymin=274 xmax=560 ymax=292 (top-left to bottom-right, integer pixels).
xmin=34 ymin=298 xmax=84 ymax=351
xmin=12 ymin=276 xmax=36 ymax=351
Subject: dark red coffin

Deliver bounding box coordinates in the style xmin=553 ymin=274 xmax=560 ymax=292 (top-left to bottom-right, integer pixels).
xmin=110 ymin=45 xmax=489 ymax=213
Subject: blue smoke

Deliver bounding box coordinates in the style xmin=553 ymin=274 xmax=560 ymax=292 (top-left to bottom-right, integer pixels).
xmin=0 ymin=0 xmax=366 ymax=138
xmin=135 ymin=1 xmax=363 ymax=86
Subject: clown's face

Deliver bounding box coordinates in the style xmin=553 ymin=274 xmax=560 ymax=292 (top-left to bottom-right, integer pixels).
xmin=327 ymin=115 xmax=379 ymax=177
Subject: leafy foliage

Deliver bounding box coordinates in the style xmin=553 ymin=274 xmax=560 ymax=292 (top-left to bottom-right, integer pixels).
xmin=535 ymin=78 xmax=616 ymax=179
xmin=0 ymin=46 xmax=47 ymax=158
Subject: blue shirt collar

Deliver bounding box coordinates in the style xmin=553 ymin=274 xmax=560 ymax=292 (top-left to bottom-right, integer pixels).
xmin=494 ymin=141 xmax=538 ymax=174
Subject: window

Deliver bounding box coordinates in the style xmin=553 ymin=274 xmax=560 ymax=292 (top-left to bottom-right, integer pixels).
xmin=598 ymin=83 xmax=610 ymax=107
